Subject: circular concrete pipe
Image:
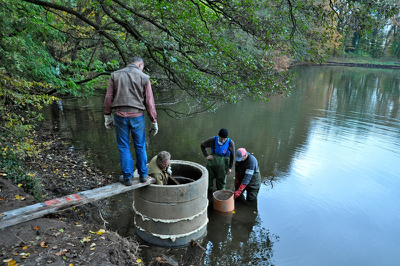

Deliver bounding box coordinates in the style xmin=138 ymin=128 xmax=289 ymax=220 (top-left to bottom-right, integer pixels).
xmin=133 ymin=160 xmax=208 ymax=247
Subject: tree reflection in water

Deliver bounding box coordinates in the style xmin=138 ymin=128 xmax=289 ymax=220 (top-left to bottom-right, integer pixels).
xmin=204 ymin=200 xmax=278 ymax=265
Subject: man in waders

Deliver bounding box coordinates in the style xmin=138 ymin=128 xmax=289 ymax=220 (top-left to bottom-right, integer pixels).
xmin=201 ymin=128 xmax=235 ymax=192
xmin=234 ymin=148 xmax=261 ymax=201
xmin=148 ymin=151 xmax=172 ymax=185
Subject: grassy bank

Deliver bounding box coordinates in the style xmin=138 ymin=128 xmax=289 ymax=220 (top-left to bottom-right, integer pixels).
xmin=326 ymin=56 xmax=400 ymax=66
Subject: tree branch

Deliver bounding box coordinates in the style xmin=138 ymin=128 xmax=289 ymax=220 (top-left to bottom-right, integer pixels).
xmin=75 ymin=72 xmax=111 ymax=84
xmin=22 ymin=0 xmax=128 ymax=63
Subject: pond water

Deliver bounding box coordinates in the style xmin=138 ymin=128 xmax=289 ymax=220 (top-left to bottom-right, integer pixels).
xmin=43 ymin=65 xmax=400 ymax=265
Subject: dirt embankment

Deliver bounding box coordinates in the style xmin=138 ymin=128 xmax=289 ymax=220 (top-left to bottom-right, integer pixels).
xmin=0 ymin=123 xmax=144 ymax=266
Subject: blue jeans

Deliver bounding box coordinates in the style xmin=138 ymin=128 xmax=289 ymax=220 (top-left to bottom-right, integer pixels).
xmin=114 ymin=114 xmax=148 ymax=179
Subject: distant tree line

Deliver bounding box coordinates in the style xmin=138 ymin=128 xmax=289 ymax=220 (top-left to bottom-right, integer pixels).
xmin=332 ymin=0 xmax=400 ymax=59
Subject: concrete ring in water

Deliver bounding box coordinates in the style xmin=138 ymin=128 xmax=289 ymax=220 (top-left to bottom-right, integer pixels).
xmin=133 ymin=160 xmax=208 ymax=247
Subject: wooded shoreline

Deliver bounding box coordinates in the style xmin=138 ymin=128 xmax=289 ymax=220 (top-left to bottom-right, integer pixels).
xmin=292 ymin=61 xmax=400 ymax=70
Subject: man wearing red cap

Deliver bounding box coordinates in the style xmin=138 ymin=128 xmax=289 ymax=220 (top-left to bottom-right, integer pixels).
xmin=201 ymin=128 xmax=235 ymax=192
xmin=234 ymin=148 xmax=261 ymax=201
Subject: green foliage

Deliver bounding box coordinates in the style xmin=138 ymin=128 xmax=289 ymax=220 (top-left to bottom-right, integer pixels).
xmin=0 ymin=70 xmax=57 ymax=139
xmin=0 ymin=70 xmax=57 ymax=197
xmin=0 ymin=1 xmax=58 ymax=82
xmin=17 ymin=0 xmax=341 ymax=116
xmin=0 ymin=0 xmax=108 ymax=97
xmin=0 ymin=147 xmax=41 ymax=199
xmin=341 ymin=51 xmax=373 ymax=60
xmin=390 ymin=32 xmax=400 ymax=59
xmin=332 ymin=0 xmax=399 ymax=59
xmin=0 ymin=0 xmax=397 ymax=116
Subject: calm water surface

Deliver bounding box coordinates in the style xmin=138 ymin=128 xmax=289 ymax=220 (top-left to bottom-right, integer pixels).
xmin=44 ymin=65 xmax=400 ymax=265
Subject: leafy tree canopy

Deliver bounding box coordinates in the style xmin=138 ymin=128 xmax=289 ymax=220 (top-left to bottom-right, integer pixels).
xmin=1 ymin=0 xmax=399 ymax=117
xmin=8 ymin=0 xmax=336 ymax=114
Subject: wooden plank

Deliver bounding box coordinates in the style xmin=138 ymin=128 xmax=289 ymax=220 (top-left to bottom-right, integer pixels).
xmin=0 ymin=177 xmax=155 ymax=229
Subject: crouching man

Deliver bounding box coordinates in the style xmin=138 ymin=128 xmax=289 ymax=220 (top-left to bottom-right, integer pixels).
xmin=148 ymin=151 xmax=172 ymax=185
xmin=234 ymin=148 xmax=261 ymax=201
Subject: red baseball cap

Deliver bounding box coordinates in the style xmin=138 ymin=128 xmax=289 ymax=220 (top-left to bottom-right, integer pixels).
xmin=235 ymin=148 xmax=247 ymax=162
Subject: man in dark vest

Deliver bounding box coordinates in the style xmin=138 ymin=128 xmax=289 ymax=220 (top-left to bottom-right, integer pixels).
xmin=201 ymin=128 xmax=235 ymax=192
xmin=103 ymin=56 xmax=158 ymax=186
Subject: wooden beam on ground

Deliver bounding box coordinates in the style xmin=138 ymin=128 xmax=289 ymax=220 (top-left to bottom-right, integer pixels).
xmin=0 ymin=177 xmax=155 ymax=229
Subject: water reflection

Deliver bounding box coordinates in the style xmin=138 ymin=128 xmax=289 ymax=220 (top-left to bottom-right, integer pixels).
xmin=205 ymin=201 xmax=278 ymax=265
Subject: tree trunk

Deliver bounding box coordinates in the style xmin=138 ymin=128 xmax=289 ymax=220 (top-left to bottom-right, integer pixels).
xmin=382 ymin=25 xmax=394 ymax=57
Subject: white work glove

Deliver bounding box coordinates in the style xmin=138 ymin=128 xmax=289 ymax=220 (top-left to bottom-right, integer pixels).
xmin=166 ymin=166 xmax=172 ymax=175
xmin=104 ymin=114 xmax=114 ymax=130
xmin=149 ymin=122 xmax=158 ymax=136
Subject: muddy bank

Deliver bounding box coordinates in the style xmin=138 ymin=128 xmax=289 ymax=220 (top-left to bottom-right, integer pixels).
xmin=0 ymin=123 xmax=190 ymax=265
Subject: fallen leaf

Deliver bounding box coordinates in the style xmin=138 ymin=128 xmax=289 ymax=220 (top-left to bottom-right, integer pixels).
xmin=80 ymin=236 xmax=91 ymax=243
xmin=89 ymin=230 xmax=96 ymax=234
xmin=137 ymin=259 xmax=142 ymax=263
xmin=22 ymin=246 xmax=28 ymax=250
xmin=96 ymin=229 xmax=106 ymax=235
xmin=40 ymin=242 xmax=48 ymax=248
xmin=155 ymin=257 xmax=166 ymax=263
xmin=34 ymin=226 xmax=39 ymax=230
xmin=55 ymin=249 xmax=67 ymax=256
xmin=18 ymin=184 xmax=23 ymax=188
xmin=4 ymin=259 xmax=17 ymax=266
